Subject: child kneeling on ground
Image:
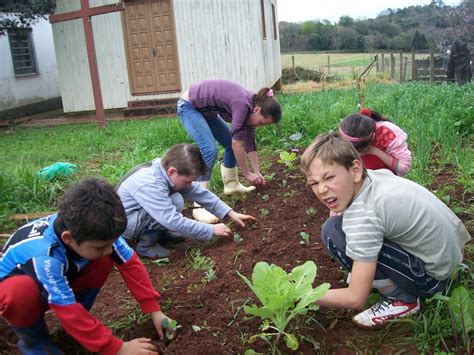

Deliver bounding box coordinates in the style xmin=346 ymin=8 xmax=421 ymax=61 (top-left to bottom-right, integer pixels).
xmin=117 ymin=143 xmax=256 ymax=259
xmin=300 ymin=133 xmax=470 ymax=328
xmin=0 ymin=178 xmax=172 ymax=354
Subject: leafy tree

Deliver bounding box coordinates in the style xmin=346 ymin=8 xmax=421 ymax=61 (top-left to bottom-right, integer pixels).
xmin=338 ymin=15 xmax=355 ymax=27
xmin=0 ymin=0 xmax=56 ymax=35
xmin=300 ymin=20 xmax=317 ymax=35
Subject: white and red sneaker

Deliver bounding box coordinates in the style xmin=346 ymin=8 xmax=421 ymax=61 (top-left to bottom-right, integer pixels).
xmin=352 ymin=297 xmax=420 ymax=328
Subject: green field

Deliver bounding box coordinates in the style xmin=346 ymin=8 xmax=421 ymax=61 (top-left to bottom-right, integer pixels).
xmin=281 ymin=52 xmax=434 ymax=79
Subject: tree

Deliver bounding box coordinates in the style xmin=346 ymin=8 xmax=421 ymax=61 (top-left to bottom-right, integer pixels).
xmin=437 ymin=0 xmax=473 ymax=46
xmin=338 ymin=15 xmax=355 ymax=27
xmin=0 ymin=0 xmax=56 ymax=35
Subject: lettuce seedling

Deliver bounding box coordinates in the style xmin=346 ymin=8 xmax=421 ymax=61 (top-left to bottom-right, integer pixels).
xmin=237 ymin=261 xmax=330 ymax=351
xmin=299 ymin=231 xmax=310 ymax=245
xmin=161 ymin=318 xmax=181 ymax=340
xmin=278 ymin=151 xmax=298 ymax=171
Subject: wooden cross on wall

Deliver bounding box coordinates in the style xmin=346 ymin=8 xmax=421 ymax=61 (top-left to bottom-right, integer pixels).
xmin=50 ymin=0 xmax=124 ymax=127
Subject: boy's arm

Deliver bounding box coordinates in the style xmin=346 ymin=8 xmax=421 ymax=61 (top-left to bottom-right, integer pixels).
xmin=33 ymin=256 xmax=123 ymax=354
xmin=116 ymin=252 xmax=161 ymax=313
xmin=51 ymin=303 xmax=123 ymax=355
xmin=317 ymin=261 xmax=376 ymax=309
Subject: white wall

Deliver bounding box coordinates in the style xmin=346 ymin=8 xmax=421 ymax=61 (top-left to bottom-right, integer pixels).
xmin=0 ymin=17 xmax=61 ymax=110
xmin=52 ymin=0 xmax=281 ymax=112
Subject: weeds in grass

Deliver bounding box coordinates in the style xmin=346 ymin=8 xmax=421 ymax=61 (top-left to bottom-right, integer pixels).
xmin=187 ymin=249 xmax=217 ymax=285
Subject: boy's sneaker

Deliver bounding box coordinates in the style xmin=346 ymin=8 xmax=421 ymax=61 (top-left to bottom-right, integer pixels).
xmin=352 ymin=297 xmax=420 ymax=328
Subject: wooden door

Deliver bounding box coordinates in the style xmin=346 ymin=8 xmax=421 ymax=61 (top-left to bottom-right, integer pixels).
xmin=123 ymin=0 xmax=181 ymax=95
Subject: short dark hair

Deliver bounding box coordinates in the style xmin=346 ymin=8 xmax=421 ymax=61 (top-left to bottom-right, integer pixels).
xmin=301 ymin=132 xmax=366 ymax=177
xmin=161 ymin=143 xmax=208 ymax=177
xmin=58 ymin=178 xmax=127 ymax=245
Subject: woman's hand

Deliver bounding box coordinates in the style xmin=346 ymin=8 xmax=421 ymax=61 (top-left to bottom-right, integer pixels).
xmin=245 ymin=172 xmax=265 ymax=187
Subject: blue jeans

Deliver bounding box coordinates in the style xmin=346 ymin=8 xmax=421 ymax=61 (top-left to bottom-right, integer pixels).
xmin=177 ymin=98 xmax=236 ymax=181
xmin=321 ymin=216 xmax=447 ymax=298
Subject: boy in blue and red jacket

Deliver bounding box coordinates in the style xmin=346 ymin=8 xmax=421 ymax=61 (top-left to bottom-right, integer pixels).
xmin=0 ymin=178 xmax=171 ymax=354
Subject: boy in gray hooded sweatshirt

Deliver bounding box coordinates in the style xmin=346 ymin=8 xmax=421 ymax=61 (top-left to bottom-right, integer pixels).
xmin=117 ymin=144 xmax=255 ymax=258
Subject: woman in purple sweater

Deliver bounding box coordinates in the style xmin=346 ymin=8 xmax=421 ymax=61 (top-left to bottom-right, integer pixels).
xmin=177 ymin=79 xmax=282 ymax=223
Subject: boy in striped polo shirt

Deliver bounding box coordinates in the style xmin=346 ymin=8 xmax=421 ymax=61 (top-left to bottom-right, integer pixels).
xmin=300 ymin=133 xmax=470 ymax=328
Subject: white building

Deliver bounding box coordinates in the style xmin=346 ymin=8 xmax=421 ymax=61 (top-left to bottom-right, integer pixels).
xmin=51 ymin=0 xmax=281 ymax=113
xmin=0 ymin=16 xmax=60 ymax=111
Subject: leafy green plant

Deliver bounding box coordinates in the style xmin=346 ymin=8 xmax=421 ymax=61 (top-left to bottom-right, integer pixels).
xmin=265 ymin=172 xmax=276 ymax=182
xmin=161 ymin=318 xmax=181 ymax=340
xmin=233 ymin=233 xmax=244 ymax=243
xmin=261 ymin=194 xmax=269 ymax=202
xmin=432 ymin=285 xmax=473 ymax=353
xmin=278 ymin=151 xmax=298 ymax=171
xmin=306 ymin=207 xmax=316 ymax=216
xmin=299 ymin=231 xmax=310 ymax=245
xmin=237 ymin=261 xmax=330 ymax=352
xmin=259 ymin=208 xmax=269 ymax=217
xmin=202 ymin=269 xmax=217 ymax=283
xmin=188 ymin=249 xmax=215 ymax=271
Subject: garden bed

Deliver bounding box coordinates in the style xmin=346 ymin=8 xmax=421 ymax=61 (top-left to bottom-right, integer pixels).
xmin=0 ymin=154 xmax=469 ymax=354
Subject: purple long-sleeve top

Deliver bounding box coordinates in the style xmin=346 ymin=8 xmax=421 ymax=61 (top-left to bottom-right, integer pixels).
xmin=188 ymin=79 xmax=257 ymax=152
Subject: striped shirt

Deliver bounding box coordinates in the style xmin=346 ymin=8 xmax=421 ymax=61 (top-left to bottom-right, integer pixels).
xmin=342 ymin=170 xmax=470 ymax=280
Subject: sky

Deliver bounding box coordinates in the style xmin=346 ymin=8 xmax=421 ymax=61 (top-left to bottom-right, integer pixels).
xmin=277 ymin=0 xmax=463 ymax=23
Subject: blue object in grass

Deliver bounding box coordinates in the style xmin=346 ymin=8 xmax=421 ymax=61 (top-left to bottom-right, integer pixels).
xmin=37 ymin=162 xmax=77 ymax=181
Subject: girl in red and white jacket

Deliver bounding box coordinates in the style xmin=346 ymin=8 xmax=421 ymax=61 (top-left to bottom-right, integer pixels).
xmin=339 ymin=108 xmax=412 ymax=176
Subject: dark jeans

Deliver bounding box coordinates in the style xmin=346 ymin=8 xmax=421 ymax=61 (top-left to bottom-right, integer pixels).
xmin=321 ymin=216 xmax=447 ymax=298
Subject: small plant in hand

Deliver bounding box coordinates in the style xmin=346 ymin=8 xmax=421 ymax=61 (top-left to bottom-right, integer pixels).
xmin=299 ymin=231 xmax=310 ymax=245
xmin=233 ymin=233 xmax=244 ymax=243
xmin=278 ymin=151 xmax=298 ymax=171
xmin=237 ymin=261 xmax=330 ymax=352
xmin=161 ymin=318 xmax=181 ymax=341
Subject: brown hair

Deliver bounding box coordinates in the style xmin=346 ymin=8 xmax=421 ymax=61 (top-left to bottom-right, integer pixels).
xmin=161 ymin=143 xmax=208 ymax=177
xmin=300 ymin=133 xmax=366 ymax=177
xmin=252 ymin=87 xmax=282 ymax=123
xmin=58 ymin=178 xmax=127 ymax=245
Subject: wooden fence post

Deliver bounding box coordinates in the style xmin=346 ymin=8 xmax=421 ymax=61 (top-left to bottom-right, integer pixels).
xmin=381 ymin=53 xmax=385 ymax=74
xmin=411 ymin=48 xmax=416 ymax=81
xmin=430 ymin=46 xmax=434 ymax=83
xmin=327 ymin=55 xmax=330 ymax=73
xmin=390 ymin=52 xmax=395 ymax=80
xmin=399 ymin=51 xmax=403 ymax=82
xmin=403 ymin=57 xmax=408 ymax=81
xmin=376 ymin=54 xmax=379 ymax=72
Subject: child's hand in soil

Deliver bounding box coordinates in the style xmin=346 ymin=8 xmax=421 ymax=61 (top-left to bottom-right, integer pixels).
xmin=151 ymin=310 xmax=170 ymax=340
xmin=227 ymin=210 xmax=256 ymax=227
xmin=118 ymin=337 xmax=158 ymax=354
xmin=214 ymin=223 xmax=232 ymax=237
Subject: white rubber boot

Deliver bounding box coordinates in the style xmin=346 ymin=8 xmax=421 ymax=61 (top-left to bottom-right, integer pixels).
xmin=192 ymin=181 xmax=219 ymax=224
xmin=221 ymin=165 xmax=256 ymax=195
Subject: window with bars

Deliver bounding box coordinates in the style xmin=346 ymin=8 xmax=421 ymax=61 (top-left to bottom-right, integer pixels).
xmin=8 ymin=29 xmax=38 ymax=76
